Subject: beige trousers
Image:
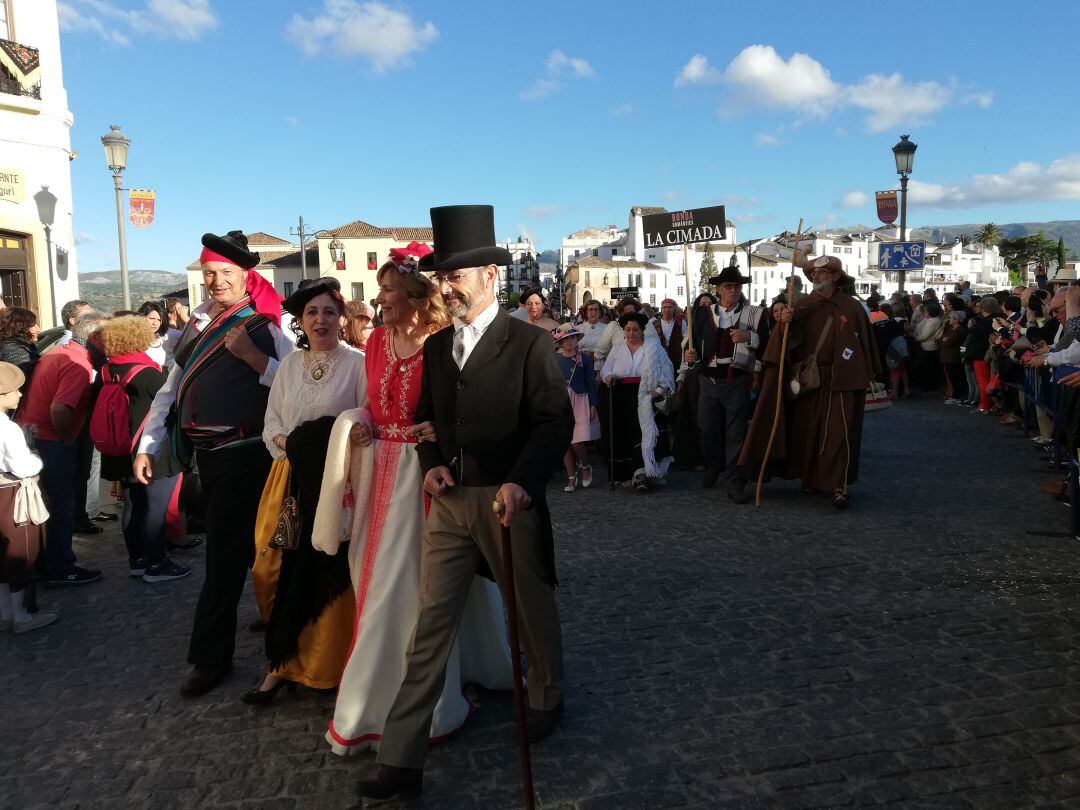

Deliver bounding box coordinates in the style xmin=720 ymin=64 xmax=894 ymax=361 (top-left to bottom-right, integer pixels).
xmin=376 ymin=485 xmax=564 ymax=770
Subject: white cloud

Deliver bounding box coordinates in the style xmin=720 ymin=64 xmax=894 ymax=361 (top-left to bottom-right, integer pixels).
xmin=717 ymin=194 xmax=759 ymax=207
xmin=662 ymin=190 xmax=681 ymax=202
xmin=678 ymin=44 xmax=990 ymax=132
xmin=723 ymin=45 xmax=838 ymax=115
xmin=845 ymin=73 xmax=951 ymax=133
xmin=74 ymin=232 xmax=98 ymax=246
xmin=59 ymin=0 xmax=216 ymax=45
xmin=546 ymin=50 xmax=596 ymax=79
xmin=907 ymin=154 xmax=1080 ymax=209
xmin=738 ymin=213 xmax=775 ymax=224
xmin=674 ymin=54 xmax=722 ymax=87
xmin=520 ymin=49 xmax=597 ymax=101
xmin=837 ymin=190 xmax=869 ymax=208
xmin=524 ymin=205 xmax=560 ymax=219
xmin=285 ymin=116 xmax=300 ymax=128
xmin=286 ymin=1 xmax=438 ymax=73
xmin=610 ymin=104 xmax=638 ymax=117
xmin=753 ymin=132 xmax=781 ymax=147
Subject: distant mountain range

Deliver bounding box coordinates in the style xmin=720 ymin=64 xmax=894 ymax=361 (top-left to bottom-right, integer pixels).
xmin=830 ymin=220 xmax=1080 ymax=256
xmin=79 ymin=270 xmax=186 ymax=286
xmin=75 ymin=269 xmax=187 ymax=313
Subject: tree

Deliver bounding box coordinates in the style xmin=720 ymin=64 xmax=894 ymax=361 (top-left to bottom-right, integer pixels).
xmin=974 ymin=223 xmax=1002 ymax=248
xmin=698 ymin=242 xmax=718 ymax=294
xmin=1057 ymin=236 xmax=1067 ymax=271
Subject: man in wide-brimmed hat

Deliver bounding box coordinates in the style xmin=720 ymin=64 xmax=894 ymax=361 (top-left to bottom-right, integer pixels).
xmin=134 ymin=230 xmax=296 ymax=697
xmin=681 ymin=264 xmax=770 ymax=504
xmin=357 ymin=205 xmax=572 ymax=803
xmin=738 ymin=254 xmax=881 ymax=509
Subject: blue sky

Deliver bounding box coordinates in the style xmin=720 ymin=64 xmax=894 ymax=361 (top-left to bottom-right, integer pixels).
xmin=59 ymin=0 xmax=1080 ymax=274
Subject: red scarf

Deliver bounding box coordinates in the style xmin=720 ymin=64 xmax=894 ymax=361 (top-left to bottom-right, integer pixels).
xmin=107 ymin=351 xmax=161 ymax=372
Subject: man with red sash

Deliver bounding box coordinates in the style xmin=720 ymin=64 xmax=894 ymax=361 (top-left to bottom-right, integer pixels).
xmin=134 ymin=231 xmax=295 ymax=696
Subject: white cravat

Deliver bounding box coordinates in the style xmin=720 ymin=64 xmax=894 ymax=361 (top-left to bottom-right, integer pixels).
xmin=453 ymin=324 xmax=479 ymax=370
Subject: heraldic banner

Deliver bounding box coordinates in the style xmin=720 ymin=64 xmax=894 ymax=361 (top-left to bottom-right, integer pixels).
xmin=129 ymin=189 xmax=155 ymax=228
xmin=875 ymin=190 xmax=898 ymax=226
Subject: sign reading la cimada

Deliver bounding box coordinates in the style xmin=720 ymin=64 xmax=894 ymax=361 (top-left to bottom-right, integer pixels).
xmin=641 ymin=205 xmax=727 ymax=248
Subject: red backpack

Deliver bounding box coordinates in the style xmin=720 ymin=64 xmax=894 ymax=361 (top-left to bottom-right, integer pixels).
xmin=90 ymin=362 xmax=153 ymax=456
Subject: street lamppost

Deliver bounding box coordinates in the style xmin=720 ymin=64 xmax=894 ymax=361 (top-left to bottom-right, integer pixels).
xmin=33 ymin=185 xmax=58 ymax=323
xmin=101 ymin=124 xmax=132 ymax=309
xmin=892 ymin=133 xmax=917 ymax=294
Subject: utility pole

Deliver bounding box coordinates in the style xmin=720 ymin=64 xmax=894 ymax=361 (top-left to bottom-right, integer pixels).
xmin=290 ymin=216 xmax=310 ymax=281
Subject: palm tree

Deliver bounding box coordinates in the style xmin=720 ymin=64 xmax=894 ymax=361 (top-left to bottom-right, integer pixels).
xmin=974 ymin=223 xmax=1002 ymax=247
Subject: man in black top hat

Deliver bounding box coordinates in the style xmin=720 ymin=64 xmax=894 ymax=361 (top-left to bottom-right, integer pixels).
xmin=357 ymin=205 xmax=572 ymax=803
xmin=135 ymin=231 xmax=295 ymax=697
xmin=683 ymin=264 xmax=770 ymax=503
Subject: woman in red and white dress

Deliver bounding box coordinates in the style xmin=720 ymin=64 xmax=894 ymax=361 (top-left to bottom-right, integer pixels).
xmin=314 ymin=243 xmax=513 ymax=755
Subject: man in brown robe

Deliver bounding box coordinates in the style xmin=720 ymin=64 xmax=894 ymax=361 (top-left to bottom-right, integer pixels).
xmin=738 ymin=255 xmax=881 ymax=508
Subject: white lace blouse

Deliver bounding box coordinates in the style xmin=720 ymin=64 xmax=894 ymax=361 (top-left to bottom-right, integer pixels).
xmin=263 ymin=344 xmax=368 ymax=461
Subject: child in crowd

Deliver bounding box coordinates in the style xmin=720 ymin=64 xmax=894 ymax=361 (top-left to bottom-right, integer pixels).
xmin=553 ymin=324 xmax=599 ymax=492
xmin=0 ymin=362 xmax=52 ymax=633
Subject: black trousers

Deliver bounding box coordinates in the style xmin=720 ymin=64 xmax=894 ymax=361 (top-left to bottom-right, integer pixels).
xmin=697 ymin=374 xmax=753 ymax=489
xmin=943 ymin=362 xmax=967 ymax=400
xmin=186 ymin=442 xmax=272 ymax=669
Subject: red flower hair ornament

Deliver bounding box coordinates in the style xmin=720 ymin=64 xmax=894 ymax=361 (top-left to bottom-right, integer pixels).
xmin=388 ymin=241 xmax=433 ymax=274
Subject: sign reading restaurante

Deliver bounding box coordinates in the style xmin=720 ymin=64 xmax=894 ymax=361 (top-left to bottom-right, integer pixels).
xmin=641 ymin=205 xmax=726 ymax=248
xmin=0 ymin=168 xmax=25 ymax=204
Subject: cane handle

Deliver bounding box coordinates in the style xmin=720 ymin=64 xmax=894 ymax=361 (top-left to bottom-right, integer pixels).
xmin=493 ymin=500 xmax=505 ymax=516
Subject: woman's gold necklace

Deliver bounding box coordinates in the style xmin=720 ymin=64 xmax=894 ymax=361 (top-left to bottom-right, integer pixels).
xmin=308 ymin=344 xmax=341 ymax=381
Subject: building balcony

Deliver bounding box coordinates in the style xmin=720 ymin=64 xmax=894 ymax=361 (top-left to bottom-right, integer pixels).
xmin=0 ymin=39 xmax=42 ymax=100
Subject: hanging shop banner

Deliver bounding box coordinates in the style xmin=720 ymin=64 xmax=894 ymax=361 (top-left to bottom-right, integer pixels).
xmin=875 ymin=190 xmax=898 ymax=226
xmin=129 ymin=189 xmax=155 ymax=228
xmin=0 ymin=168 xmax=24 ymax=204
xmin=640 ymin=205 xmax=727 ymax=248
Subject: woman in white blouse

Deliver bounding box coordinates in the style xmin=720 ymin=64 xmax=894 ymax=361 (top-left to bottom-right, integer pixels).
xmin=245 ymin=277 xmax=367 ymax=704
xmin=599 ymin=312 xmax=675 ymax=491
xmin=576 ymin=300 xmax=607 ymax=359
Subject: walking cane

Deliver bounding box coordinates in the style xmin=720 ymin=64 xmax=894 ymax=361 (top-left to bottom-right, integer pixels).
xmin=756 ymin=219 xmax=804 ymax=508
xmin=492 ymin=499 xmax=537 ymax=810
xmin=608 ymin=383 xmax=616 ymax=491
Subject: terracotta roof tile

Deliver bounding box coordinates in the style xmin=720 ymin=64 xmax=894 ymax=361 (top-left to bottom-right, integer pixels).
xmin=246 ymin=232 xmax=293 ymax=247
xmin=383 ymin=227 xmax=434 ymax=242
xmin=327 ymin=219 xmax=388 ymax=238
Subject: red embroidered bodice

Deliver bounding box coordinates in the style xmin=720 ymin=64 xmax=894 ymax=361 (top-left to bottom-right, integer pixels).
xmin=365 ymin=326 xmax=424 ymax=443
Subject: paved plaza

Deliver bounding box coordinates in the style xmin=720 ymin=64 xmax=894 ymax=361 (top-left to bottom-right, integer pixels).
xmin=5 ymin=397 xmax=1080 ymax=808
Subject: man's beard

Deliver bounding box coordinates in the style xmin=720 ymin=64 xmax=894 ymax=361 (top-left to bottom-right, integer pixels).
xmin=813 ymin=279 xmax=835 ymax=295
xmin=444 ymin=289 xmax=472 ymax=318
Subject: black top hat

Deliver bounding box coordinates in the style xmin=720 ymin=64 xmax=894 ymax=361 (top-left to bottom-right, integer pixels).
xmin=284 ymin=276 xmax=341 ymax=317
xmin=708 ymin=265 xmax=751 ymax=286
xmin=202 ymin=230 xmax=260 ymax=269
xmin=417 ymin=205 xmax=513 ymax=273
xmin=618 ymin=311 xmax=649 ymax=330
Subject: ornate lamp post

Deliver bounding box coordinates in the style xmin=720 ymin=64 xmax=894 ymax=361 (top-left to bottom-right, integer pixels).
xmin=101 ymin=124 xmax=132 ymax=309
xmin=33 ymin=185 xmax=58 ymax=322
xmin=892 ymin=133 xmax=917 ymax=293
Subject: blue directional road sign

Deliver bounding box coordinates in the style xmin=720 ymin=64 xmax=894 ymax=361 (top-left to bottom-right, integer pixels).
xmin=878 ymin=241 xmax=926 ymax=270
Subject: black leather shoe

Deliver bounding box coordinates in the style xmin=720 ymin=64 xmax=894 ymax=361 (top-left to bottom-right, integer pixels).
xmin=180 ymin=664 xmax=232 ymax=697
xmin=701 ymin=468 xmax=721 ymax=488
xmin=726 ymin=484 xmax=751 ymax=505
xmin=242 ymin=676 xmax=297 ymax=705
xmin=357 ymin=764 xmax=423 ymax=803
xmin=526 ymin=701 xmax=564 ymax=743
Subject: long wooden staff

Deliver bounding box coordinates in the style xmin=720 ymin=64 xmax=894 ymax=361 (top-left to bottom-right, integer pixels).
xmin=492 ymin=499 xmax=536 ymax=810
xmin=755 ymin=219 xmax=804 ymax=508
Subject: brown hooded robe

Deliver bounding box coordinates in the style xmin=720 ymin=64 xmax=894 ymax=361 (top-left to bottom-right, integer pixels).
xmin=738 ymin=290 xmax=882 ymax=491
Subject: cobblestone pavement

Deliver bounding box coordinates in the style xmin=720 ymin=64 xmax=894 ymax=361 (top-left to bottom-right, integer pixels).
xmin=5 ymin=396 xmax=1080 ymax=809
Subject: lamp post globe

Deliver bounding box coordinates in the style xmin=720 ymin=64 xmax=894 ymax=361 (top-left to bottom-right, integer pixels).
xmin=34 ymin=185 xmax=59 ymax=323
xmin=892 ymin=134 xmax=917 ymax=176
xmin=328 ymin=236 xmax=345 ymax=265
xmin=101 ymin=124 xmax=132 ymax=309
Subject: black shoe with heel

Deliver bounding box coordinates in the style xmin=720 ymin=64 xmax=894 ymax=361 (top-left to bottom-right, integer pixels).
xmin=241 ymin=677 xmax=297 ymax=705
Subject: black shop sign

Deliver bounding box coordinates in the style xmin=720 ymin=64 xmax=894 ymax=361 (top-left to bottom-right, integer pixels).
xmin=641 ymin=205 xmax=727 ymax=248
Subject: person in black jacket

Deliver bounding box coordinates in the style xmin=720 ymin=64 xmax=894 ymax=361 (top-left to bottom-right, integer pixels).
xmin=97 ymin=316 xmax=190 ymax=583
xmin=0 ymin=307 xmax=40 ymax=396
xmin=963 ymin=298 xmax=996 ymax=411
xmin=358 ymin=205 xmax=572 ymax=804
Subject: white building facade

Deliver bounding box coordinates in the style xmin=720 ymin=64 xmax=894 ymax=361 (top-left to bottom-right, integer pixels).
xmin=0 ymin=0 xmax=79 ymax=326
